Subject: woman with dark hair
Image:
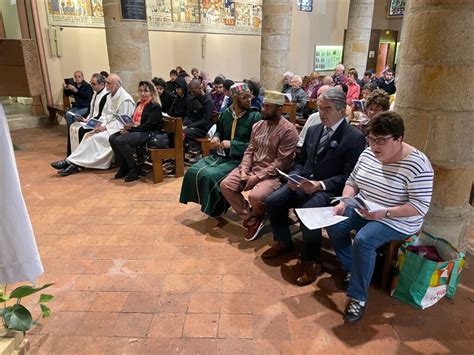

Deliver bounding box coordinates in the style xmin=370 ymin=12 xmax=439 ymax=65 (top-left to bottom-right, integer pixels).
xmin=327 ymin=111 xmax=434 ymax=324
xmin=109 ymin=80 xmax=164 ymax=182
xmin=152 ymin=77 xmax=175 ymax=113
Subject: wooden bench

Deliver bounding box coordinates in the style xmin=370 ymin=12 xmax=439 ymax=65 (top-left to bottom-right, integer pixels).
xmin=193 ymin=111 xmax=221 ymax=157
xmin=47 ymin=95 xmax=71 ymax=125
xmin=282 ymin=102 xmax=297 ymax=124
xmin=148 ymin=117 xmax=184 ymax=184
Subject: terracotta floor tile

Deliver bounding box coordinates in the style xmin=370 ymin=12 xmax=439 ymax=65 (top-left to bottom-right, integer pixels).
xmin=154 ymin=293 xmax=191 ymax=313
xmin=138 ymin=338 xmax=174 ymax=353
xmin=58 ymin=291 xmax=96 ymax=311
xmin=162 ymin=274 xmax=195 ymax=293
xmin=121 ymin=291 xmax=159 ymax=313
xmin=169 ymin=338 xmax=218 ymax=354
xmin=183 ymin=313 xmax=219 ymax=337
xmin=76 ymin=312 xmax=120 ymax=337
xmin=192 ymin=274 xmax=223 ymax=292
xmin=40 ymin=311 xmax=86 ymax=335
xmin=254 ymin=339 xmax=292 ymax=355
xmin=222 ymin=275 xmax=252 ymax=293
xmin=253 ymin=314 xmax=290 ymax=340
xmin=89 ymin=291 xmax=129 ymax=312
xmin=188 ymin=292 xmax=221 ymax=313
xmin=112 ymin=312 xmax=153 ymax=337
xmin=147 ymin=313 xmax=185 ymax=338
xmin=216 ymin=338 xmax=255 ymax=354
xmin=220 ymin=293 xmax=254 ymax=314
xmin=218 ymin=314 xmax=254 ymax=339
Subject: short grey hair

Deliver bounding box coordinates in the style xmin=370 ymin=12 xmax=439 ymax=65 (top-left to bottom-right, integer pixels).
xmin=283 ymin=71 xmax=294 ymax=78
xmin=319 ymin=88 xmax=347 ymax=110
xmin=92 ymin=73 xmax=106 ymax=85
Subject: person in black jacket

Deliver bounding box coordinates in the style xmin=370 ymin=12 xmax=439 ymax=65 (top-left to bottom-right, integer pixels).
xmin=183 ymin=79 xmax=214 ymax=154
xmin=168 ymin=77 xmax=190 ymax=118
xmin=376 ymin=69 xmax=396 ymax=95
xmin=63 ymin=70 xmax=93 ymax=128
xmin=152 ymin=77 xmax=176 ymax=114
xmin=264 ymin=89 xmax=366 ymax=285
xmin=109 ymin=80 xmax=164 ymax=182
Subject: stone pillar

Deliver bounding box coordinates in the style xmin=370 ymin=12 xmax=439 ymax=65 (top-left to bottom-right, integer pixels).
xmin=394 ymin=0 xmax=474 ymax=251
xmin=102 ymin=0 xmax=152 ymax=98
xmin=342 ymin=0 xmax=375 ymax=75
xmin=260 ymin=0 xmax=292 ymax=91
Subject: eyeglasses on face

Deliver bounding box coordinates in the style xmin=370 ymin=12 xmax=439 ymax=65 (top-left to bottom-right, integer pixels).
xmin=366 ymin=136 xmax=394 ymax=145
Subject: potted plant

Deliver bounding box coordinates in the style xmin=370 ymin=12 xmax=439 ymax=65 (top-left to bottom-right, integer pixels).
xmin=1 ymin=283 xmax=54 ymax=354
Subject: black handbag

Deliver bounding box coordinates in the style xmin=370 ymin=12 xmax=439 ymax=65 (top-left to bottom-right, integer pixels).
xmin=147 ymin=131 xmax=169 ymax=149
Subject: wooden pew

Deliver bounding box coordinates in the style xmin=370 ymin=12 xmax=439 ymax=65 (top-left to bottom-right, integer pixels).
xmin=193 ymin=111 xmax=221 ymax=157
xmin=282 ymin=102 xmax=297 ymax=124
xmin=148 ymin=117 xmax=184 ymax=183
xmin=47 ymin=95 xmax=71 ymax=125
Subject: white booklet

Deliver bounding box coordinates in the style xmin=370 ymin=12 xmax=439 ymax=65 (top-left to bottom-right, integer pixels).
xmin=331 ymin=196 xmax=386 ymax=213
xmin=295 ymin=207 xmax=348 ymax=230
xmin=71 ymin=112 xmax=86 ymax=122
xmin=276 ymin=168 xmax=310 ymax=185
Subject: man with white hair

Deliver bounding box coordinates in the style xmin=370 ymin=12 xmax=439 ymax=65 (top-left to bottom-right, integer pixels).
xmin=263 ymin=88 xmax=366 ymax=287
xmin=332 ymin=64 xmax=347 ymax=85
xmin=285 ymin=75 xmax=308 ymax=115
xmin=50 ymin=73 xmax=135 ymax=176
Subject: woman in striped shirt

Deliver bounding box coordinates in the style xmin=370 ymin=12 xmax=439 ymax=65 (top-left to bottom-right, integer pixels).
xmin=327 ymin=111 xmax=434 ymax=324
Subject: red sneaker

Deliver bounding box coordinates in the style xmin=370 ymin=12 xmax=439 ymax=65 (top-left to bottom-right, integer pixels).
xmin=244 ymin=217 xmax=265 ymax=241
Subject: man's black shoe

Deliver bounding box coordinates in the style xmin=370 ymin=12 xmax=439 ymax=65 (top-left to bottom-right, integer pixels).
xmin=343 ymin=299 xmax=366 ymax=324
xmin=58 ymin=164 xmax=79 ymax=176
xmin=114 ymin=169 xmax=128 ymax=179
xmin=51 ymin=159 xmax=69 ymax=170
xmin=124 ymin=172 xmax=139 ymax=182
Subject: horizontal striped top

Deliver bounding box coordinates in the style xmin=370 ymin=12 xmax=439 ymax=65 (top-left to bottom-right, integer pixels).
xmin=347 ymin=147 xmax=434 ymax=235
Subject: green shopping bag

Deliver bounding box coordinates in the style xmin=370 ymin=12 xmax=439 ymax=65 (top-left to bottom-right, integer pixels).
xmin=391 ymin=231 xmax=465 ymax=309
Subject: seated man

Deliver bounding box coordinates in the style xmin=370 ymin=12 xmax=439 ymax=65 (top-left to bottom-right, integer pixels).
xmin=220 ymin=79 xmax=235 ymax=112
xmin=68 ymin=73 xmax=109 ymax=154
xmin=179 ymin=83 xmax=261 ymax=217
xmin=220 ymin=91 xmax=299 ymax=241
xmin=285 ymin=75 xmax=308 ymax=116
xmin=50 ymin=73 xmax=135 ymax=176
xmin=63 ymin=70 xmax=93 ymax=132
xmin=264 ymin=89 xmax=366 ymax=287
xmin=183 ymin=79 xmax=214 ymax=154
xmin=211 ymin=76 xmax=226 ymax=113
xmin=166 ymin=69 xmax=178 ymax=94
xmin=169 ymin=76 xmax=191 ymax=118
xmin=332 ymin=64 xmax=347 ymax=85
xmin=280 ymin=71 xmax=294 ymax=93
xmin=376 ymin=69 xmax=396 ymax=95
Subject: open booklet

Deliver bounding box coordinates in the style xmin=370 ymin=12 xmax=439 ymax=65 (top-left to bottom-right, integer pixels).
xmin=352 ymin=99 xmax=366 ymax=111
xmin=71 ymin=112 xmax=86 ymax=122
xmin=295 ymin=207 xmax=348 ymax=230
xmin=331 ymin=196 xmax=386 ymax=213
xmin=276 ymin=168 xmax=310 ymax=185
xmin=113 ymin=114 xmax=134 ymax=126
xmin=84 ymin=118 xmax=102 ymax=130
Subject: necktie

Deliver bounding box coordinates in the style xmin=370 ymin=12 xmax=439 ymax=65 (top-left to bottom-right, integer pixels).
xmin=317 ymin=127 xmax=332 ymax=155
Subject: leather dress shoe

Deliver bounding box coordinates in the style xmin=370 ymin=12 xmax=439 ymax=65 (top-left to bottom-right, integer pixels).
xmin=295 ymin=260 xmax=323 ymax=286
xmin=114 ymin=169 xmax=128 ymax=179
xmin=124 ymin=171 xmax=139 ymax=182
xmin=262 ymin=241 xmax=294 ymax=259
xmin=51 ymin=159 xmax=69 ymax=170
xmin=58 ymin=164 xmax=79 ymax=176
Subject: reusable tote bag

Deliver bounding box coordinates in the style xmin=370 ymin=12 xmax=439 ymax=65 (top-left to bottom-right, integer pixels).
xmin=391 ymin=231 xmax=465 ymax=309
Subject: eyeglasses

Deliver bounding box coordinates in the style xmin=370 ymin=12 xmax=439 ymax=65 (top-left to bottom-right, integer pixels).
xmin=366 ymin=136 xmax=394 ymax=145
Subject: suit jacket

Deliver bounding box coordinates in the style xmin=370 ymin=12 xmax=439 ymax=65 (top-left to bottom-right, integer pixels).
xmin=129 ymin=102 xmax=163 ymax=133
xmin=293 ymin=119 xmax=365 ymax=194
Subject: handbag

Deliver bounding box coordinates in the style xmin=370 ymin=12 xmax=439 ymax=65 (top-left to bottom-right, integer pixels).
xmin=147 ymin=131 xmax=169 ymax=149
xmin=391 ymin=231 xmax=465 ymax=309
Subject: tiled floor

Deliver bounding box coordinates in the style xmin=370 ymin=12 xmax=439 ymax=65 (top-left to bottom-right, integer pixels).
xmin=8 ymin=126 xmax=474 ymax=354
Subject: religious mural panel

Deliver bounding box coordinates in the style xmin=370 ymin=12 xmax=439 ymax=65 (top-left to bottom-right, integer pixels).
xmin=46 ymin=0 xmax=261 ymax=35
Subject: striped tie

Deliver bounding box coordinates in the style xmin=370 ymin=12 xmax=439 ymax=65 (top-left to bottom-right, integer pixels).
xmin=317 ymin=127 xmax=331 ymax=155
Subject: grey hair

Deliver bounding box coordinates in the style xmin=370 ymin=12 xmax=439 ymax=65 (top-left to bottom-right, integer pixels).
xmin=92 ymin=73 xmax=106 ymax=85
xmin=319 ymin=88 xmax=347 ymax=111
xmin=283 ymin=71 xmax=294 ymax=78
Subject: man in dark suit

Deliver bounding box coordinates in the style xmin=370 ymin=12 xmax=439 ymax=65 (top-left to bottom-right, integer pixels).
xmin=263 ymin=88 xmax=366 ymax=286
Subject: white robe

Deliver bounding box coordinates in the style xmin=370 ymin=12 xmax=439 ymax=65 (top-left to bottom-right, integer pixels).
xmin=0 ymin=105 xmax=43 ymax=284
xmin=70 ymin=87 xmax=109 ymax=152
xmin=67 ymin=87 xmax=135 ymax=169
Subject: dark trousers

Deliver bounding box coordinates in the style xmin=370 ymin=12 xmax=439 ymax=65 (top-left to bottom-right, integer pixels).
xmin=184 ymin=127 xmax=207 ymax=151
xmin=265 ymin=184 xmax=333 ymax=261
xmin=109 ymin=131 xmax=149 ymax=173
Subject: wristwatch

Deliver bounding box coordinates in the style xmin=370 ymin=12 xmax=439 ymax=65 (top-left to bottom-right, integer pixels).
xmin=385 ymin=209 xmax=392 ymax=218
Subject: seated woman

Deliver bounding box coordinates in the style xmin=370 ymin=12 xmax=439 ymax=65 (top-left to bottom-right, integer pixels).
xmin=285 ymin=75 xmax=308 ymax=116
xmin=179 ymin=83 xmax=261 ymax=217
xmin=353 ymin=89 xmax=390 ymax=135
xmin=304 ymin=71 xmax=322 ymax=99
xmin=109 ymin=80 xmax=164 ymax=182
xmin=327 ymin=112 xmax=434 ymax=324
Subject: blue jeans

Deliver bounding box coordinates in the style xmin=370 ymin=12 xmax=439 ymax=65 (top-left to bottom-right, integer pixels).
xmin=326 ymin=207 xmax=408 ymax=302
xmin=65 ymin=107 xmax=89 ymax=127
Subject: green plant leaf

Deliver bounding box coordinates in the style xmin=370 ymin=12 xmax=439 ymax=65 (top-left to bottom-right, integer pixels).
xmin=5 ymin=304 xmax=33 ymax=332
xmin=9 ymin=283 xmax=54 ymax=299
xmin=40 ymin=304 xmax=51 ymax=318
xmin=39 ymin=294 xmax=54 ymax=303
xmin=2 ymin=306 xmax=13 ymax=326
xmin=0 ymin=294 xmax=9 ymax=302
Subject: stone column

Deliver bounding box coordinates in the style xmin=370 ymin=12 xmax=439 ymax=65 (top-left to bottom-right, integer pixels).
xmin=102 ymin=0 xmax=152 ymax=98
xmin=342 ymin=0 xmax=375 ymax=75
xmin=260 ymin=0 xmax=292 ymax=91
xmin=394 ymin=0 xmax=474 ymax=251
